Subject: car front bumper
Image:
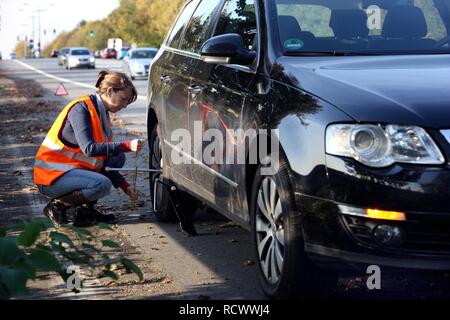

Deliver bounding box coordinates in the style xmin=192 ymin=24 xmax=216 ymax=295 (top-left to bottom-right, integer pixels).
xmin=293 ymin=155 xmax=450 ymax=272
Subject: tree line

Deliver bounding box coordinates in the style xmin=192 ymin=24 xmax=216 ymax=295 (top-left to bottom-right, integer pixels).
xmin=15 ymin=0 xmax=185 ymax=57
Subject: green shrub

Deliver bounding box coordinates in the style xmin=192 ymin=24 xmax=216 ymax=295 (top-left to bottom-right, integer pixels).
xmin=0 ymin=218 xmax=143 ymax=299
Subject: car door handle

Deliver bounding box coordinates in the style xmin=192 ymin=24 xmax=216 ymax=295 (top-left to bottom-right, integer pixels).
xmin=188 ymin=85 xmax=203 ymax=95
xmin=160 ymin=75 xmax=171 ymax=84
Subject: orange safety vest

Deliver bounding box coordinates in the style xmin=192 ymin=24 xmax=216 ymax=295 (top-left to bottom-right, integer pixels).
xmin=34 ymin=95 xmax=112 ymax=186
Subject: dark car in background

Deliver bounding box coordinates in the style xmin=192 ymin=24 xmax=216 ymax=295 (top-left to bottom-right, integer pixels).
xmin=147 ymin=0 xmax=450 ymax=298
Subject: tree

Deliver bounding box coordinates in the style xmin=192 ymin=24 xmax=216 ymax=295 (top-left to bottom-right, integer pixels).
xmin=43 ymin=0 xmax=185 ymax=51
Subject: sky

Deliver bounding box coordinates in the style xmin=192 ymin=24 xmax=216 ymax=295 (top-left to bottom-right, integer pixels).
xmin=0 ymin=0 xmax=120 ymax=55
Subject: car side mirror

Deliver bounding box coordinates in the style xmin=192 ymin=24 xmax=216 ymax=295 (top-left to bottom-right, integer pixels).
xmin=200 ymin=33 xmax=256 ymax=66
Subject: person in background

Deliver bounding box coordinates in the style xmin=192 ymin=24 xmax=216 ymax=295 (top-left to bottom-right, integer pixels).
xmin=34 ymin=71 xmax=145 ymax=227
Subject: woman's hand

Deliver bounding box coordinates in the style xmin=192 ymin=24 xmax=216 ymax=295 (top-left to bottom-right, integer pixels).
xmin=125 ymin=187 xmax=139 ymax=201
xmin=130 ymin=139 xmax=145 ymax=152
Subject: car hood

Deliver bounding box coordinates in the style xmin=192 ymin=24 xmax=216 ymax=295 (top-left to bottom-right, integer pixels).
xmin=278 ymin=55 xmax=450 ymax=128
xmin=129 ymin=58 xmax=152 ymax=65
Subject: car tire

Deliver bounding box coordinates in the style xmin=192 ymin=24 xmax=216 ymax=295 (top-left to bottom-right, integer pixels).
xmin=250 ymin=153 xmax=337 ymax=299
xmin=149 ymin=124 xmax=197 ymax=222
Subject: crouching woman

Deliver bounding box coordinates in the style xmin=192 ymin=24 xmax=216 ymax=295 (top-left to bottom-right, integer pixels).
xmin=33 ymin=71 xmax=144 ymax=227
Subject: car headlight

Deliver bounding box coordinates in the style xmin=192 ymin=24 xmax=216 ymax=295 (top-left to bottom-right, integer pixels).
xmin=326 ymin=124 xmax=444 ymax=167
xmin=89 ymin=57 xmax=95 ymax=63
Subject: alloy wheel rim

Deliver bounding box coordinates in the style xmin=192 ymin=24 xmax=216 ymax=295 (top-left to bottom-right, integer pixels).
xmin=255 ymin=177 xmax=285 ymax=284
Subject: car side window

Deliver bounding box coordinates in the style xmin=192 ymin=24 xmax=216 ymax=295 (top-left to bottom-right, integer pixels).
xmin=179 ymin=0 xmax=221 ymax=54
xmin=214 ymin=0 xmax=258 ymax=51
xmin=166 ymin=0 xmax=199 ymax=49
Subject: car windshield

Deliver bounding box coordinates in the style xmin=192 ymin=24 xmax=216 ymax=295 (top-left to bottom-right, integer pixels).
xmin=71 ymin=49 xmax=90 ymax=55
xmin=275 ymin=0 xmax=450 ymax=55
xmin=131 ymin=50 xmax=157 ymax=59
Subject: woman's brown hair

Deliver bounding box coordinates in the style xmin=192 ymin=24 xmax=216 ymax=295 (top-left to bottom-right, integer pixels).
xmin=95 ymin=70 xmax=138 ymax=104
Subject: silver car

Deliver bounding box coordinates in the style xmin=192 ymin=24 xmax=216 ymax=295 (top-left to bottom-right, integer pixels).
xmin=65 ymin=47 xmax=95 ymax=70
xmin=123 ymin=48 xmax=158 ymax=80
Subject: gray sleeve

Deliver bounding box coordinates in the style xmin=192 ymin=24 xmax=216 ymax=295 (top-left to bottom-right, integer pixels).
xmin=67 ymin=102 xmax=124 ymax=157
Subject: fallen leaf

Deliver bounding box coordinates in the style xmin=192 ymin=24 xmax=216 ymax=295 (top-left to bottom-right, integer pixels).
xmin=22 ymin=186 xmax=38 ymax=192
xmin=104 ymin=280 xmax=119 ymax=287
xmin=162 ymin=277 xmax=172 ymax=284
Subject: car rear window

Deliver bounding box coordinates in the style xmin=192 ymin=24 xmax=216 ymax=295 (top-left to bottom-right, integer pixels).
xmin=179 ymin=0 xmax=222 ymax=54
xmin=166 ymin=0 xmax=200 ymax=49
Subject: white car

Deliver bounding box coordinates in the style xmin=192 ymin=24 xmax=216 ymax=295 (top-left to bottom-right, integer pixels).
xmin=123 ymin=48 xmax=158 ymax=80
xmin=65 ymin=47 xmax=95 ymax=70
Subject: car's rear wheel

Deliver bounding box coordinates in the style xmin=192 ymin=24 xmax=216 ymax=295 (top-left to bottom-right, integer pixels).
xmin=149 ymin=124 xmax=197 ymax=222
xmin=250 ymin=154 xmax=337 ymax=299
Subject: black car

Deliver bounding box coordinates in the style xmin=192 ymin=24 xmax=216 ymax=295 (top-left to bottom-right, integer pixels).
xmin=147 ymin=0 xmax=450 ymax=298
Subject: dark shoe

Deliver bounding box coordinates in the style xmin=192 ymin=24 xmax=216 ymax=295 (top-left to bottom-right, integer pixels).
xmin=43 ymin=200 xmax=68 ymax=228
xmin=73 ymin=207 xmax=95 ymax=228
xmin=74 ymin=203 xmax=116 ymax=227
xmin=89 ymin=204 xmax=116 ymax=224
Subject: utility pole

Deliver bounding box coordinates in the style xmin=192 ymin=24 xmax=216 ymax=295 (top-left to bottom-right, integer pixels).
xmin=23 ymin=2 xmax=54 ymax=58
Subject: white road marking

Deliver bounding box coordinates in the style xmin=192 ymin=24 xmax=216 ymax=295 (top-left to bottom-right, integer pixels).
xmin=13 ymin=59 xmax=147 ymax=101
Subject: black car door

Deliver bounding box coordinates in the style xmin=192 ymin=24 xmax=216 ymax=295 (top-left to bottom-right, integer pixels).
xmin=188 ymin=0 xmax=259 ymax=219
xmin=155 ymin=0 xmax=199 ymax=185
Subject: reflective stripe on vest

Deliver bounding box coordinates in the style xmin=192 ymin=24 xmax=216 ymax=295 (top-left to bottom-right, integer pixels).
xmin=41 ymin=137 xmax=104 ymax=168
xmin=33 ymin=95 xmax=111 ymax=186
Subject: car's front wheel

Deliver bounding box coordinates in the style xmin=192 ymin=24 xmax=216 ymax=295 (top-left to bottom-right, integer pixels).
xmin=250 ymin=154 xmax=337 ymax=299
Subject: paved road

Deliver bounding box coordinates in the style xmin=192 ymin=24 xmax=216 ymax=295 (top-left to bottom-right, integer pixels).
xmin=2 ymin=58 xmax=148 ymax=133
xmin=2 ymin=58 xmax=450 ymax=300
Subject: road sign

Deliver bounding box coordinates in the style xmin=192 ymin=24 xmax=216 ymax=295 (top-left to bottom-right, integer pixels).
xmin=55 ymin=83 xmax=68 ymax=96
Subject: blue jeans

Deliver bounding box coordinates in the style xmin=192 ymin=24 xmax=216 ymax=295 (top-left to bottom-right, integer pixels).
xmin=37 ymin=154 xmax=125 ymax=201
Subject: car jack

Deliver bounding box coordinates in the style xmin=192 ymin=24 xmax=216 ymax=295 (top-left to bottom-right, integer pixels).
xmin=156 ymin=178 xmax=198 ymax=236
xmin=105 ymin=167 xmax=198 ymax=236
